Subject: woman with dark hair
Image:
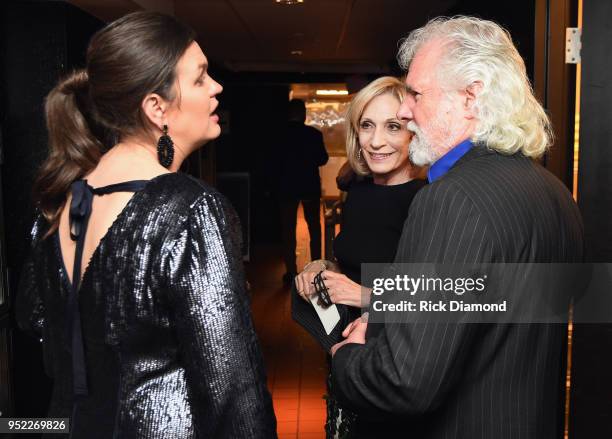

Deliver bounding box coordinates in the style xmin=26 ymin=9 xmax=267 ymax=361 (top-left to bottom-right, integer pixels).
xmin=16 ymin=11 xmax=276 ymax=438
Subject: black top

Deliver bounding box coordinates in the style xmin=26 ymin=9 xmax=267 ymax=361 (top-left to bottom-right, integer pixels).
xmin=291 ymin=177 xmax=425 ymax=352
xmin=333 ymin=177 xmax=427 ymax=284
xmin=17 ymin=173 xmax=276 ymax=438
xmin=273 ymin=122 xmax=329 ymax=199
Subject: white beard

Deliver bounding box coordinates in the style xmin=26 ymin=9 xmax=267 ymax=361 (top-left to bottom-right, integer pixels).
xmin=407 ymin=121 xmax=438 ymax=166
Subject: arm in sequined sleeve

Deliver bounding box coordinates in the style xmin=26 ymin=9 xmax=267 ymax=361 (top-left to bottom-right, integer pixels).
xmin=165 ymin=193 xmax=276 ymax=438
xmin=16 ymin=214 xmax=47 ymax=336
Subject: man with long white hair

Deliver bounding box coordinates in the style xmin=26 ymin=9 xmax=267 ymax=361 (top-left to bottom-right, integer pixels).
xmin=329 ymin=16 xmax=584 ymax=438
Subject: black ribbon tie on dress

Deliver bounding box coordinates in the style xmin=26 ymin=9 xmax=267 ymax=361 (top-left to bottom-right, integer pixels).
xmin=66 ymin=179 xmax=148 ymax=398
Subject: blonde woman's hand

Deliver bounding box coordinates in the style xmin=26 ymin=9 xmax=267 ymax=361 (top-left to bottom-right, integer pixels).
xmin=320 ymin=270 xmax=371 ymax=308
xmin=294 ymin=270 xmax=318 ymax=302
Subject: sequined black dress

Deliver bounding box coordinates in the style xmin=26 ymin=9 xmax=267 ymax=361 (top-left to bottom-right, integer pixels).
xmin=16 ymin=173 xmax=277 ymax=438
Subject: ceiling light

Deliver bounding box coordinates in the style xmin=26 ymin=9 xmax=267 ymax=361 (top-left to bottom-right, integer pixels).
xmin=316 ymin=89 xmax=349 ymax=96
xmin=291 ymin=50 xmax=303 ymax=56
xmin=275 ymin=0 xmax=304 ymax=4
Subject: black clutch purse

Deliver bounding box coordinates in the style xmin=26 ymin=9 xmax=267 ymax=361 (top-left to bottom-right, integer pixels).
xmin=291 ymin=274 xmax=353 ymax=352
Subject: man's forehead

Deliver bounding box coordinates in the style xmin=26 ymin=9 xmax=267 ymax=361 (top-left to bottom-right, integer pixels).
xmin=405 ymin=58 xmax=428 ymax=89
xmin=404 ymin=69 xmax=420 ymax=89
xmin=405 ymin=39 xmax=445 ymax=89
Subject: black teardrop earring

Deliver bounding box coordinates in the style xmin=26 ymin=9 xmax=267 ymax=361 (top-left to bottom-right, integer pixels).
xmin=157 ymin=124 xmax=174 ymax=168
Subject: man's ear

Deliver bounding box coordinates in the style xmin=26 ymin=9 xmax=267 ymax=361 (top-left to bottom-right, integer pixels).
xmin=464 ymin=81 xmax=483 ymax=119
xmin=141 ymin=93 xmax=168 ymax=130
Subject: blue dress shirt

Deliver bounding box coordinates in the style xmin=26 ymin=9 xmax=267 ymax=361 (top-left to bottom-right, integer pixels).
xmin=427 ymin=139 xmax=474 ymax=183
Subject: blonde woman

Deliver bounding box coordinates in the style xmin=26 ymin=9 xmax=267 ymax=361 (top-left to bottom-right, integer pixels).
xmin=294 ymin=76 xmax=425 ymax=438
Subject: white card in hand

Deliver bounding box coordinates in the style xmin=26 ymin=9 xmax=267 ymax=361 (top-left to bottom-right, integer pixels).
xmin=310 ymin=295 xmax=341 ymax=335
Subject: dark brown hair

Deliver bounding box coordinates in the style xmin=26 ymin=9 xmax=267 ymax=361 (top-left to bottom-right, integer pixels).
xmin=34 ymin=11 xmax=195 ymax=231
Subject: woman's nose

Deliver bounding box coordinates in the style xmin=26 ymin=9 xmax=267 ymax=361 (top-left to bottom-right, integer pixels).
xmin=370 ymin=127 xmax=386 ymax=149
xmin=210 ymin=76 xmax=223 ymax=95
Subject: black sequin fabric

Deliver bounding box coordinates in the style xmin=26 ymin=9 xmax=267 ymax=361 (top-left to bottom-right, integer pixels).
xmin=16 ymin=173 xmax=277 ymax=438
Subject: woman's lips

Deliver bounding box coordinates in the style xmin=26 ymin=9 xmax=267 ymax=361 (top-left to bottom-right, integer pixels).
xmin=368 ymin=151 xmax=395 ymax=161
xmin=210 ymin=114 xmax=219 ymax=123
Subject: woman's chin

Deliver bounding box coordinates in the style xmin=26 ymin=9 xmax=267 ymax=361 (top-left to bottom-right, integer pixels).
xmin=365 ymin=162 xmax=392 ymax=175
xmin=201 ymin=125 xmax=222 ymax=143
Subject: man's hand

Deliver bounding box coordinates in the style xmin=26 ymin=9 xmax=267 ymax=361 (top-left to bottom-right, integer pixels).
xmin=330 ymin=314 xmax=368 ymax=356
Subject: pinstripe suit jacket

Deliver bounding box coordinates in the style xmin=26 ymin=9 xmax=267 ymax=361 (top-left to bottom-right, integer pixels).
xmin=331 ymin=144 xmax=584 ymax=438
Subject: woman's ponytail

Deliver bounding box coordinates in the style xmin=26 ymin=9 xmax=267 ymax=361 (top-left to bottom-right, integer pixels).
xmin=34 ymin=69 xmax=105 ymax=230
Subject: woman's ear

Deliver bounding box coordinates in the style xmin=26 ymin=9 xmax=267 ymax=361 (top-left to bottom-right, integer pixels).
xmin=464 ymin=81 xmax=483 ymax=119
xmin=141 ymin=92 xmax=168 ymax=130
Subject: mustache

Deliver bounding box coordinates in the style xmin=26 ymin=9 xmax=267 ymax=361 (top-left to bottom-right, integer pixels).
xmin=406 ymin=121 xmax=423 ymax=136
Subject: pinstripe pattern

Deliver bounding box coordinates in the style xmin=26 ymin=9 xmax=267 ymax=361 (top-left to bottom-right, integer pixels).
xmin=331 ymin=144 xmax=584 ymax=438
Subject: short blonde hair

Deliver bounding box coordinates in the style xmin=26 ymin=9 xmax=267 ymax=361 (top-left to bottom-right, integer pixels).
xmin=345 ymin=76 xmax=407 ymax=175
xmin=397 ymin=16 xmax=552 ymax=158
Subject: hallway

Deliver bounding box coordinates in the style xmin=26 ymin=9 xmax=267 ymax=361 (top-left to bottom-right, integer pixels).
xmin=247 ymin=205 xmax=329 ymax=439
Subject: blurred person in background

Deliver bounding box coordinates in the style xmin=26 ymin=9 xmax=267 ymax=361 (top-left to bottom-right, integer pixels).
xmin=274 ymin=98 xmax=329 ymax=285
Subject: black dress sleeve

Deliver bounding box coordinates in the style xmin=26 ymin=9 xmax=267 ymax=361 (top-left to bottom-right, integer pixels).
xmin=16 ymin=213 xmax=48 ymax=336
xmin=164 ymin=192 xmax=276 ymax=438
